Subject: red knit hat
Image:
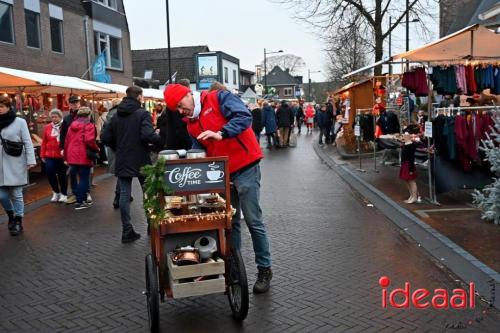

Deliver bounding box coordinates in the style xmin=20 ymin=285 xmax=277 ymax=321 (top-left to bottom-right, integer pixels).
xmin=163 ymin=84 xmax=191 ymax=111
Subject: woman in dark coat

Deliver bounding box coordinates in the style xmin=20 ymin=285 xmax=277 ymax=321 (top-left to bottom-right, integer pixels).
xmin=251 ymin=106 xmax=263 ymax=143
xmin=261 ymin=102 xmax=278 ymax=148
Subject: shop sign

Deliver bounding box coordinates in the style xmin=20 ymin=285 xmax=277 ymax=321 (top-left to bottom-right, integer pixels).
xmin=164 ymin=160 xmax=226 ymax=192
xmin=424 ymin=121 xmax=433 ymax=138
xmin=354 ymin=125 xmax=361 ymax=137
xmin=197 ymin=55 xmax=219 ymax=90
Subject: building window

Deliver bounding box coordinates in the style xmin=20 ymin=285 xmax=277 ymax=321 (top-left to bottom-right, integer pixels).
xmin=50 ymin=18 xmax=63 ymax=53
xmin=96 ymin=0 xmax=117 ymax=10
xmin=25 ymin=10 xmax=41 ymax=48
xmin=224 ymin=67 xmax=228 ymax=83
xmin=94 ymin=32 xmax=123 ymax=70
xmin=0 ymin=1 xmax=14 ymax=44
xmin=284 ymin=87 xmax=293 ymax=97
xmin=233 ymin=70 xmax=237 ymax=85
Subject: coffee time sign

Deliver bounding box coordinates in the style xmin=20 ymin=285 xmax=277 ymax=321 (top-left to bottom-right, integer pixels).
xmin=164 ymin=160 xmax=226 ymax=193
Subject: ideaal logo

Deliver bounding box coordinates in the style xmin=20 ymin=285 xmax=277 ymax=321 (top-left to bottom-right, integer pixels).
xmin=379 ymin=276 xmax=475 ymax=309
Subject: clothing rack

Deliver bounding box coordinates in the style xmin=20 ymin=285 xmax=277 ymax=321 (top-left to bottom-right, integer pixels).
xmin=355 ymin=108 xmax=372 ymax=172
xmin=427 ymin=103 xmax=500 ymax=204
xmin=355 ymin=108 xmax=379 ymax=172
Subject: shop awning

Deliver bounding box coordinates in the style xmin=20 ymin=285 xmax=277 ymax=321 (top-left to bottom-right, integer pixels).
xmin=143 ymin=88 xmax=164 ymax=100
xmin=333 ymin=79 xmax=372 ymax=94
xmin=0 ymin=66 xmax=112 ymax=95
xmin=342 ymin=24 xmax=500 ymax=78
xmin=392 ymin=24 xmax=500 ymax=62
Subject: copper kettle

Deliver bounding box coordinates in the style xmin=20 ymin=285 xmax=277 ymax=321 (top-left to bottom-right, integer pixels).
xmin=173 ymin=246 xmax=200 ymax=266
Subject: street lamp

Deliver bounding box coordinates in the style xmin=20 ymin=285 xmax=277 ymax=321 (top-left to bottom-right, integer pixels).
xmin=308 ymin=69 xmax=321 ymax=102
xmin=264 ymin=48 xmax=283 ymax=96
xmin=165 ymin=0 xmax=172 ymax=83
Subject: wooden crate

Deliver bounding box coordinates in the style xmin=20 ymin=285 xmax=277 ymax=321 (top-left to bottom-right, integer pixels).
xmin=169 ymin=274 xmax=226 ymax=299
xmin=167 ymin=254 xmax=226 ymax=298
xmin=167 ymin=254 xmax=225 ymax=280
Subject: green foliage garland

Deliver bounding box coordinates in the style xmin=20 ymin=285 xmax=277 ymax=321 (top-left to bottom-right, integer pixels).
xmin=140 ymin=158 xmax=173 ymax=228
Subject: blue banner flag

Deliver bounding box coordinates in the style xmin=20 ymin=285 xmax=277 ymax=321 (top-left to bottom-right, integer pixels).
xmin=92 ymin=52 xmax=111 ymax=83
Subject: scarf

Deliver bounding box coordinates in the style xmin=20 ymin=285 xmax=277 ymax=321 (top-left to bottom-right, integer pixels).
xmin=0 ymin=109 xmax=17 ymax=131
xmin=50 ymin=121 xmax=62 ymax=142
xmin=189 ymin=91 xmax=202 ymax=119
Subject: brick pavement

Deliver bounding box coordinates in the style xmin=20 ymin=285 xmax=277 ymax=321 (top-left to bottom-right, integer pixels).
xmin=0 ymin=133 xmax=499 ymax=332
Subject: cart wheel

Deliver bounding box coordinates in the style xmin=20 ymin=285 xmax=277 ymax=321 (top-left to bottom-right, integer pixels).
xmin=226 ymin=247 xmax=249 ymax=321
xmin=145 ymin=254 xmax=160 ymax=333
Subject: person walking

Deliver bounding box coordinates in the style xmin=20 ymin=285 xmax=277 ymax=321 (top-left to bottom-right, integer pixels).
xmin=251 ymin=105 xmax=263 ymax=143
xmin=276 ymin=100 xmax=294 ymax=147
xmin=164 ymin=83 xmax=273 ymax=294
xmin=295 ymin=102 xmax=304 ymax=135
xmin=60 ymin=95 xmax=80 ymax=204
xmin=95 ymin=104 xmax=108 ymax=165
xmin=41 ymin=109 xmax=68 ymax=203
xmin=64 ymin=107 xmax=99 ymax=210
xmin=101 ymin=86 xmax=162 ymax=243
xmin=316 ymin=104 xmax=330 ymax=145
xmin=0 ymin=95 xmax=36 ymax=236
xmin=304 ymin=104 xmax=315 ymax=134
xmin=261 ymin=102 xmax=278 ymax=149
xmin=103 ymin=98 xmax=123 ymax=208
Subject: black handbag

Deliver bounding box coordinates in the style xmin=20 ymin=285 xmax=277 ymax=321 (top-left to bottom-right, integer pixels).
xmin=86 ymin=147 xmax=98 ymax=160
xmin=0 ymin=134 xmax=23 ymax=157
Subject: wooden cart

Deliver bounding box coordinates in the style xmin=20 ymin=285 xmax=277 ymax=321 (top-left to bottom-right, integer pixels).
xmin=144 ymin=157 xmax=249 ymax=332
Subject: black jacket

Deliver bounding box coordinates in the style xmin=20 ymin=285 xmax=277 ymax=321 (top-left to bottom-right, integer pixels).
xmin=59 ymin=109 xmax=78 ymax=150
xmin=157 ymin=109 xmax=192 ymax=150
xmin=276 ymin=104 xmax=294 ymax=128
xmin=296 ymin=106 xmax=304 ymax=121
xmin=101 ymin=97 xmax=162 ymax=177
xmin=251 ymin=108 xmax=263 ymax=135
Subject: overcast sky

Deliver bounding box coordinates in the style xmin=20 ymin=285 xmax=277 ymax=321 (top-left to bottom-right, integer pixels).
xmin=123 ymin=0 xmax=438 ymax=82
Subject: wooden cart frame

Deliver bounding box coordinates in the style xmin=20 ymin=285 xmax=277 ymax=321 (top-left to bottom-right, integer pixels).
xmin=144 ymin=157 xmax=249 ymax=332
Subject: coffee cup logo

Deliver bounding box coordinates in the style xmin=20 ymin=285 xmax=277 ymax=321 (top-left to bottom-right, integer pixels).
xmin=206 ymin=162 xmax=224 ymax=183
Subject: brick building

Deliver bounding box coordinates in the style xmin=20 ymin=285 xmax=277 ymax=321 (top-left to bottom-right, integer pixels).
xmin=261 ymin=66 xmax=303 ymax=100
xmin=0 ymin=0 xmax=132 ymax=85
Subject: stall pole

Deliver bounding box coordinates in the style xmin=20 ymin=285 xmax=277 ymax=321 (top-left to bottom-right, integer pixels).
xmin=355 ymin=109 xmax=365 ymax=173
xmin=373 ymin=115 xmax=379 ymax=172
xmin=426 ymin=62 xmax=439 ymax=205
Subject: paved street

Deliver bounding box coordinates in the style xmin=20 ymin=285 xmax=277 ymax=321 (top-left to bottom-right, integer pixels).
xmin=0 ymin=133 xmax=499 ymax=332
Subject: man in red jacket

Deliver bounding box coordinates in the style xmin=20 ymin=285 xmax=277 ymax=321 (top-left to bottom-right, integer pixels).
xmin=164 ymin=84 xmax=273 ymax=294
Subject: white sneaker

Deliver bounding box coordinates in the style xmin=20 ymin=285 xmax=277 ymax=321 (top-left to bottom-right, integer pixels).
xmin=87 ymin=193 xmax=93 ymax=203
xmin=58 ymin=194 xmax=68 ymax=203
xmin=50 ymin=193 xmax=60 ymax=202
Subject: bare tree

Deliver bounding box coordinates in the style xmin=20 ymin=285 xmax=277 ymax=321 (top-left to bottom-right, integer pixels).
xmin=326 ymin=12 xmax=371 ymax=82
xmin=272 ymin=0 xmax=437 ymax=75
xmin=259 ymin=54 xmax=306 ymax=75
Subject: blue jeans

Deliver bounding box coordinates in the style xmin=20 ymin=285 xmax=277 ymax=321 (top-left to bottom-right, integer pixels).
xmin=0 ymin=186 xmax=24 ymax=217
xmin=231 ymin=164 xmax=271 ymax=268
xmin=45 ymin=158 xmax=68 ymax=195
xmin=69 ymin=165 xmax=91 ymax=204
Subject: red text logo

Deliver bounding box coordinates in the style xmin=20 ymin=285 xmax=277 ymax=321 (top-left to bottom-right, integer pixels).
xmin=379 ymin=276 xmax=475 ymax=309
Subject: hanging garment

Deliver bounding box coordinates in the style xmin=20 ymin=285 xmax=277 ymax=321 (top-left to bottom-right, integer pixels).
xmin=359 ymin=114 xmax=375 ymax=142
xmin=433 ymin=114 xmax=449 ymax=158
xmin=402 ymin=68 xmax=428 ymax=96
xmin=455 ymin=65 xmax=467 ymax=94
xmin=377 ymin=111 xmax=400 ymax=134
xmin=455 ymin=114 xmax=472 ymax=172
xmin=493 ymin=67 xmax=500 ymax=95
xmin=443 ymin=117 xmax=456 ymax=160
xmin=480 ymin=113 xmax=495 ymax=140
xmin=465 ymin=65 xmax=478 ymax=94
xmin=484 ymin=65 xmax=495 ymax=90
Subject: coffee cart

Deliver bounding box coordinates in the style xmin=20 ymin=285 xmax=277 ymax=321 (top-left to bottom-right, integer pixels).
xmin=144 ymin=156 xmax=249 ymax=332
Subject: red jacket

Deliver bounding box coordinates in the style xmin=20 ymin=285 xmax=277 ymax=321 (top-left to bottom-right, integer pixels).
xmin=186 ymin=91 xmax=263 ymax=174
xmin=63 ymin=117 xmax=99 ymax=166
xmin=41 ymin=123 xmax=63 ymax=159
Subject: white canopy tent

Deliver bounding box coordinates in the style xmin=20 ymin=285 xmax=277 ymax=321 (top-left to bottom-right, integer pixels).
xmin=0 ymin=66 xmax=112 ymax=95
xmin=343 ymin=24 xmax=500 ymax=78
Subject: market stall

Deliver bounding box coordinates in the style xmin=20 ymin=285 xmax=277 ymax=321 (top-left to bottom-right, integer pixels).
xmin=342 ymin=24 xmax=500 ymax=204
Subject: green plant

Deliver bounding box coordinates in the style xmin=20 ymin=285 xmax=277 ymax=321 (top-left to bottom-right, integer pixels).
xmin=140 ymin=158 xmax=173 ymax=228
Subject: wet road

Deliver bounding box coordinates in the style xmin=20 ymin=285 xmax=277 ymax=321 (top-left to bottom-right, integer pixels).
xmin=0 ymin=132 xmax=499 ymax=332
